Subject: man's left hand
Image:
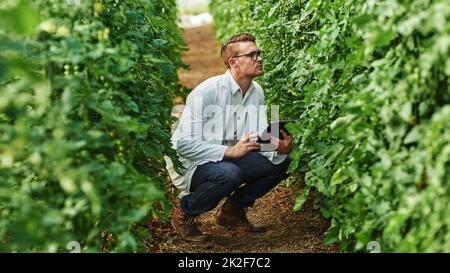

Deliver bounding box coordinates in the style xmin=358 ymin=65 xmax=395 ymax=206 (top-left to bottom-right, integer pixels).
xmin=270 ymin=129 xmax=293 ymax=154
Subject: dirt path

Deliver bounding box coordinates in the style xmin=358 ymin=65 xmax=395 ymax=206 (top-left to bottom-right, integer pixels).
xmin=177 ymin=24 xmax=224 ymax=89
xmin=145 ymin=24 xmax=339 ymax=253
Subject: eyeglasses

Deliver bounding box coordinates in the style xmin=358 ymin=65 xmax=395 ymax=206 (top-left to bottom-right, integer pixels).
xmin=233 ymin=49 xmax=264 ymax=61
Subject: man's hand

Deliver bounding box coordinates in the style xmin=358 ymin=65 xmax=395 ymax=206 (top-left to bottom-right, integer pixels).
xmin=224 ymin=132 xmax=261 ymax=158
xmin=270 ymin=129 xmax=293 ymax=154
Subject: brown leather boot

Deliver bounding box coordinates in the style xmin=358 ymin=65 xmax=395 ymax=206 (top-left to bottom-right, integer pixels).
xmin=216 ymin=198 xmax=266 ymax=232
xmin=171 ymin=206 xmax=208 ymax=242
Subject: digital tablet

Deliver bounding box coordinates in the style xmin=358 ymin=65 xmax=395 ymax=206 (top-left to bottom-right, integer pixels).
xmin=256 ymin=120 xmax=295 ymax=144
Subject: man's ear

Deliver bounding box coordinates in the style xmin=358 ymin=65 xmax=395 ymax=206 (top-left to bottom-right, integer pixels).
xmin=228 ymin=57 xmax=237 ymax=68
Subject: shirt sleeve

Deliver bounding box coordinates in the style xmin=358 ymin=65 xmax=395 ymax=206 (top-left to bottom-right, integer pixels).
xmin=172 ymin=92 xmax=228 ymax=162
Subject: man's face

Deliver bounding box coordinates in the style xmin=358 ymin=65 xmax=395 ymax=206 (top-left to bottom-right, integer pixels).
xmin=232 ymin=41 xmax=264 ymax=78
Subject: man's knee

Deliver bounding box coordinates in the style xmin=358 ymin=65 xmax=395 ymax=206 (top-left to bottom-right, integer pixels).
xmin=281 ymin=157 xmax=292 ymax=171
xmin=275 ymin=157 xmax=292 ymax=179
xmin=215 ymin=162 xmax=243 ymax=189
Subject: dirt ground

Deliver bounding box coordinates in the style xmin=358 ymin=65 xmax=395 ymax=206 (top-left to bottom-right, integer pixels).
xmin=144 ymin=24 xmax=339 ymax=253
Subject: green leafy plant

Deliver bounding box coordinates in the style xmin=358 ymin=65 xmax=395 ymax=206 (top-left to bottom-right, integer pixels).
xmin=0 ymin=0 xmax=185 ymax=252
xmin=210 ymin=0 xmax=450 ymax=252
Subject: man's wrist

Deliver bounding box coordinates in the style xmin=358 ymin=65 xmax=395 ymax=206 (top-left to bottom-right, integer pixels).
xmin=224 ymin=147 xmax=234 ymax=158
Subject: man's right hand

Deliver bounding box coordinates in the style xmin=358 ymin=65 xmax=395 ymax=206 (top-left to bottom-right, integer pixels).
xmin=224 ymin=132 xmax=261 ymax=158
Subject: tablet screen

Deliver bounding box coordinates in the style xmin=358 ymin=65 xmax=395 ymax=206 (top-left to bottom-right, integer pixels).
xmin=256 ymin=120 xmax=295 ymax=150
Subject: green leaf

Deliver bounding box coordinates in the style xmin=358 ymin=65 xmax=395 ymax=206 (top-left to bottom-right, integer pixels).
xmin=293 ymin=186 xmax=310 ymax=212
xmin=404 ymin=126 xmax=420 ymax=145
xmin=331 ymin=167 xmax=349 ymax=186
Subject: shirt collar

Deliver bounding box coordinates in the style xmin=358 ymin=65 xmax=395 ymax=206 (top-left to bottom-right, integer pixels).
xmin=225 ymin=69 xmax=255 ymax=95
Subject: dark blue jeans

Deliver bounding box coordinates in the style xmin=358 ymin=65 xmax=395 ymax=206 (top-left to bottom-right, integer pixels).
xmin=180 ymin=152 xmax=292 ymax=216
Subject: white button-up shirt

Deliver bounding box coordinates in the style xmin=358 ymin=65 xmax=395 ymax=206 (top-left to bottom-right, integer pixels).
xmin=167 ymin=70 xmax=287 ymax=198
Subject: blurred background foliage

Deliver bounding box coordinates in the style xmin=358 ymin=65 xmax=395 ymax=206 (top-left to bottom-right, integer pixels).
xmin=0 ymin=0 xmax=185 ymax=252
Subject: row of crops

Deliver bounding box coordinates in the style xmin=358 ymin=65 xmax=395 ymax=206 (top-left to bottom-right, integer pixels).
xmin=0 ymin=0 xmax=184 ymax=252
xmin=210 ymin=0 xmax=450 ymax=252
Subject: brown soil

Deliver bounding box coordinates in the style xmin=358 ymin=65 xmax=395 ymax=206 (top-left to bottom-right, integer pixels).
xmin=144 ymin=24 xmax=339 ymax=253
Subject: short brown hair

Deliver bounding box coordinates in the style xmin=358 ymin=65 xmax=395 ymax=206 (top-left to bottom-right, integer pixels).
xmin=220 ymin=33 xmax=256 ymax=68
